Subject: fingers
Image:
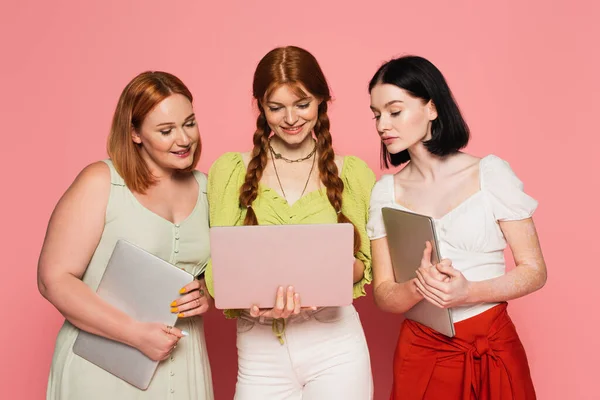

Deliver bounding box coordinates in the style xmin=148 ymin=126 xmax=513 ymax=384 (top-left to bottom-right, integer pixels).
xmin=273 ymin=286 xmax=285 ymax=317
xmin=172 ymin=288 xmax=202 ymax=308
xmin=173 ymin=296 xmax=210 ymax=317
xmin=178 ymin=279 xmax=201 ymax=295
xmin=416 ymin=267 xmax=447 ymax=292
xmin=415 ymin=285 xmax=446 ymax=308
xmin=281 ymin=286 xmax=295 ymax=318
xmin=420 ymin=241 xmax=433 ymax=268
xmin=293 ymin=293 xmax=301 ymax=315
xmin=435 ymin=262 xmax=459 ymax=278
xmin=413 ymin=275 xmax=447 ymax=308
xmin=249 ymin=286 xmax=302 ymax=319
xmin=171 ymin=280 xmax=210 ymax=317
xmin=162 ymin=325 xmax=188 ymax=338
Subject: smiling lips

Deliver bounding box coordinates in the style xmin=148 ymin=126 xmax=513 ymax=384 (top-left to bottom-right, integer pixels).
xmin=171 ymin=148 xmax=191 ymax=158
xmin=281 ymin=123 xmax=305 ymax=135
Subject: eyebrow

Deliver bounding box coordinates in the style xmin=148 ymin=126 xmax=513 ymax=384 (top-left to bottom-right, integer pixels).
xmin=267 ymin=97 xmax=312 ymax=106
xmin=155 ymin=113 xmax=195 ymax=127
xmin=370 ymin=100 xmax=404 ymax=110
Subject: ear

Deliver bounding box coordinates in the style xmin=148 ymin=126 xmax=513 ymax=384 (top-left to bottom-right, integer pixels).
xmin=427 ymin=100 xmax=438 ymax=121
xmin=131 ymin=125 xmax=142 ymax=144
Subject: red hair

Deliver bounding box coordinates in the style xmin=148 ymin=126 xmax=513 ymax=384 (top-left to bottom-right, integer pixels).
xmin=107 ymin=71 xmax=201 ymax=194
xmin=239 ymin=46 xmax=360 ymax=253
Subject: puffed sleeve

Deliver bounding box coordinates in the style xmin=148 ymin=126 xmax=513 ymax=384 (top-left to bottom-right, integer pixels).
xmin=205 ymin=152 xmax=246 ymax=302
xmin=367 ymin=175 xmax=394 ymax=240
xmin=340 ymin=156 xmax=376 ymax=299
xmin=481 ymin=155 xmax=538 ymax=221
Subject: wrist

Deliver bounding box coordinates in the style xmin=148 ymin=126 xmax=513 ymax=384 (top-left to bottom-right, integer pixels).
xmin=465 ymin=280 xmax=479 ymax=304
xmin=407 ymin=279 xmax=422 ymax=301
xmin=123 ymin=318 xmax=143 ymax=349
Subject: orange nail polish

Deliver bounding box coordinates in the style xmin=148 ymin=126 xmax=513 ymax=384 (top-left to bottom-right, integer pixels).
xmin=171 ymin=307 xmax=178 ymax=313
xmin=179 ymin=288 xmax=186 ymax=294
xmin=178 ymin=312 xmax=184 ymax=318
xmin=170 ymin=301 xmax=177 ymax=307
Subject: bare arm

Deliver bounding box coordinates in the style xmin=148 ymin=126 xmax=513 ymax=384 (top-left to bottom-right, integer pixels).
xmin=467 ymin=218 xmax=547 ymax=303
xmin=38 ymin=162 xmax=140 ymax=347
xmin=371 ymin=237 xmax=423 ymax=313
xmin=353 ymin=258 xmax=366 ymax=283
xmin=415 ymin=218 xmax=547 ymax=308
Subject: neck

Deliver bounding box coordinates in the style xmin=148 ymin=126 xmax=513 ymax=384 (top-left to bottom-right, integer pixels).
xmin=139 ymin=150 xmax=178 ymax=183
xmin=269 ymin=135 xmax=315 ymax=159
xmin=405 ymin=143 xmax=448 ymax=181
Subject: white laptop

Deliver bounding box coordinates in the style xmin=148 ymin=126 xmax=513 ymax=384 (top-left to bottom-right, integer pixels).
xmin=72 ymin=239 xmax=194 ymax=389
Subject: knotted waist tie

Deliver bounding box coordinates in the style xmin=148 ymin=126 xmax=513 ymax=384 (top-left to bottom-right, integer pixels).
xmin=393 ymin=303 xmax=535 ymax=400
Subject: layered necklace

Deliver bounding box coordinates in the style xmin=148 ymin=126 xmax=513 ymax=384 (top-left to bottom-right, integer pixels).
xmin=268 ymin=138 xmax=317 ymax=202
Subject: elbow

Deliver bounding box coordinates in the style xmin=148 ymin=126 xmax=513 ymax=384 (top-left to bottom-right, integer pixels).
xmin=536 ymin=268 xmax=548 ymax=291
xmin=373 ymin=286 xmax=403 ymax=314
xmin=38 ymin=273 xmax=52 ymax=301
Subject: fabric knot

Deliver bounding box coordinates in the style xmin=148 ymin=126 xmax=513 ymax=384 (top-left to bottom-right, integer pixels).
xmin=473 ymin=336 xmax=490 ymax=358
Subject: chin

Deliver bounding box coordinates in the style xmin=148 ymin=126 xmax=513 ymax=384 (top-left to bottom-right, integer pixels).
xmin=385 ymin=142 xmax=409 ymax=154
xmin=275 ymin=130 xmax=312 ymax=145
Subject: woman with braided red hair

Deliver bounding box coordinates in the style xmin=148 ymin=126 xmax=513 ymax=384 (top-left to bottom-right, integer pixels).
xmin=204 ymin=46 xmax=375 ymax=399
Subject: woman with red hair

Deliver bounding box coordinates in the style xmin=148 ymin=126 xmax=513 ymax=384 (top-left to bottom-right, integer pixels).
xmin=205 ymin=46 xmax=375 ymax=399
xmin=39 ymin=71 xmax=214 ymax=399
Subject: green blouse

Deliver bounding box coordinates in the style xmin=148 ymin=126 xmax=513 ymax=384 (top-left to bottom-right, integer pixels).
xmin=205 ymin=152 xmax=376 ymax=318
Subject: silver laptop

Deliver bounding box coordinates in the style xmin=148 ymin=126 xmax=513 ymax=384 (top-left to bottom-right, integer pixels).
xmin=72 ymin=239 xmax=194 ymax=390
xmin=210 ymin=223 xmax=355 ymax=310
xmin=382 ymin=207 xmax=455 ymax=337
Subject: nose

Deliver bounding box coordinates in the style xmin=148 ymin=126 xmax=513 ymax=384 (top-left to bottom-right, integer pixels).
xmin=376 ymin=115 xmax=392 ymax=134
xmin=175 ymin=127 xmax=191 ymax=146
xmin=284 ymin=108 xmax=298 ymax=126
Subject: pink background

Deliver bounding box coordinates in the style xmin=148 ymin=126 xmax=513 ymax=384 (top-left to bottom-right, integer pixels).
xmin=1 ymin=1 xmax=597 ymax=399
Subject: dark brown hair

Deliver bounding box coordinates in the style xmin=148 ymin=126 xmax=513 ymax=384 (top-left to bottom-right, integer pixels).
xmin=239 ymin=46 xmax=360 ymax=253
xmin=107 ymin=71 xmax=201 ymax=193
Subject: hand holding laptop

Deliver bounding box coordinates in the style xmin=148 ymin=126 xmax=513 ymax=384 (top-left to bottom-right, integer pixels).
xmin=249 ymin=286 xmax=318 ymax=319
xmin=413 ymin=241 xmax=470 ymax=309
xmin=170 ymin=279 xmax=212 ymax=318
xmin=132 ymin=322 xmax=186 ymax=361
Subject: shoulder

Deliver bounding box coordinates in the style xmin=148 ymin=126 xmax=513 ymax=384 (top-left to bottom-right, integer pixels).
xmin=192 ymin=170 xmax=208 ymax=190
xmin=479 ymin=154 xmax=523 ymax=188
xmin=55 ymin=161 xmax=111 ymax=212
xmin=341 ymin=155 xmax=376 ymax=187
xmin=370 ymin=174 xmax=394 ymax=205
xmin=74 ymin=161 xmax=111 ymax=190
xmin=208 ymin=152 xmax=245 ymax=180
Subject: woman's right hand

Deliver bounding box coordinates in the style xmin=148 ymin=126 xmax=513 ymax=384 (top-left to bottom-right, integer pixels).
xmin=418 ymin=241 xmax=451 ymax=283
xmin=132 ymin=322 xmax=186 ymax=361
xmin=249 ymin=286 xmax=316 ymax=319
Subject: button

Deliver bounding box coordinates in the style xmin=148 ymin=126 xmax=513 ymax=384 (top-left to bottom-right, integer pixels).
xmin=170 ymin=371 xmax=174 ymax=376
xmin=174 ymin=249 xmax=179 ymax=254
xmin=170 ymin=356 xmax=174 ymax=361
xmin=175 ymin=236 xmax=180 ymax=240
xmin=170 ymin=389 xmax=175 ymax=393
xmin=175 ymin=224 xmax=180 ymax=228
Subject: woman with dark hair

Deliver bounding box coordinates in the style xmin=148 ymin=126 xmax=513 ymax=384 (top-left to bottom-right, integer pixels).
xmin=205 ymin=46 xmax=375 ymax=399
xmin=39 ymin=71 xmax=214 ymax=399
xmin=366 ymin=56 xmax=547 ymax=399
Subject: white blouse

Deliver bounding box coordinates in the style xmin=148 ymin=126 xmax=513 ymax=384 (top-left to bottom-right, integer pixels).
xmin=367 ymin=155 xmax=538 ymax=322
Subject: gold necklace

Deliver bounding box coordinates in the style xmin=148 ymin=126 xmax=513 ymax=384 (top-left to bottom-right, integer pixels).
xmin=269 ymin=138 xmax=317 ymax=163
xmin=269 ymin=145 xmax=317 ymax=202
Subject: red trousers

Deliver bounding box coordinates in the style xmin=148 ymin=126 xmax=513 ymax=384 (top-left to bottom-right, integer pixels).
xmin=391 ymin=303 xmax=536 ymax=400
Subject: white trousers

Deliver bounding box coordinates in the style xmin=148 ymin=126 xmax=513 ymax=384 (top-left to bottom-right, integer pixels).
xmin=234 ymin=305 xmax=373 ymax=400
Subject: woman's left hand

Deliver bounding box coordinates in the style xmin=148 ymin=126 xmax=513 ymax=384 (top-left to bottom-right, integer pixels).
xmin=171 ymin=278 xmax=212 ymax=317
xmin=414 ymin=261 xmax=471 ymax=309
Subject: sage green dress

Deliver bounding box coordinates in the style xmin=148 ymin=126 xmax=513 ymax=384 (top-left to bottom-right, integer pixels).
xmin=46 ymin=160 xmax=214 ymax=400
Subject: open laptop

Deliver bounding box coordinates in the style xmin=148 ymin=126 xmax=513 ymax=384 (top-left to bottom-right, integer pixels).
xmin=72 ymin=239 xmax=194 ymax=390
xmin=210 ymin=223 xmax=355 ymax=310
xmin=382 ymin=207 xmax=455 ymax=337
